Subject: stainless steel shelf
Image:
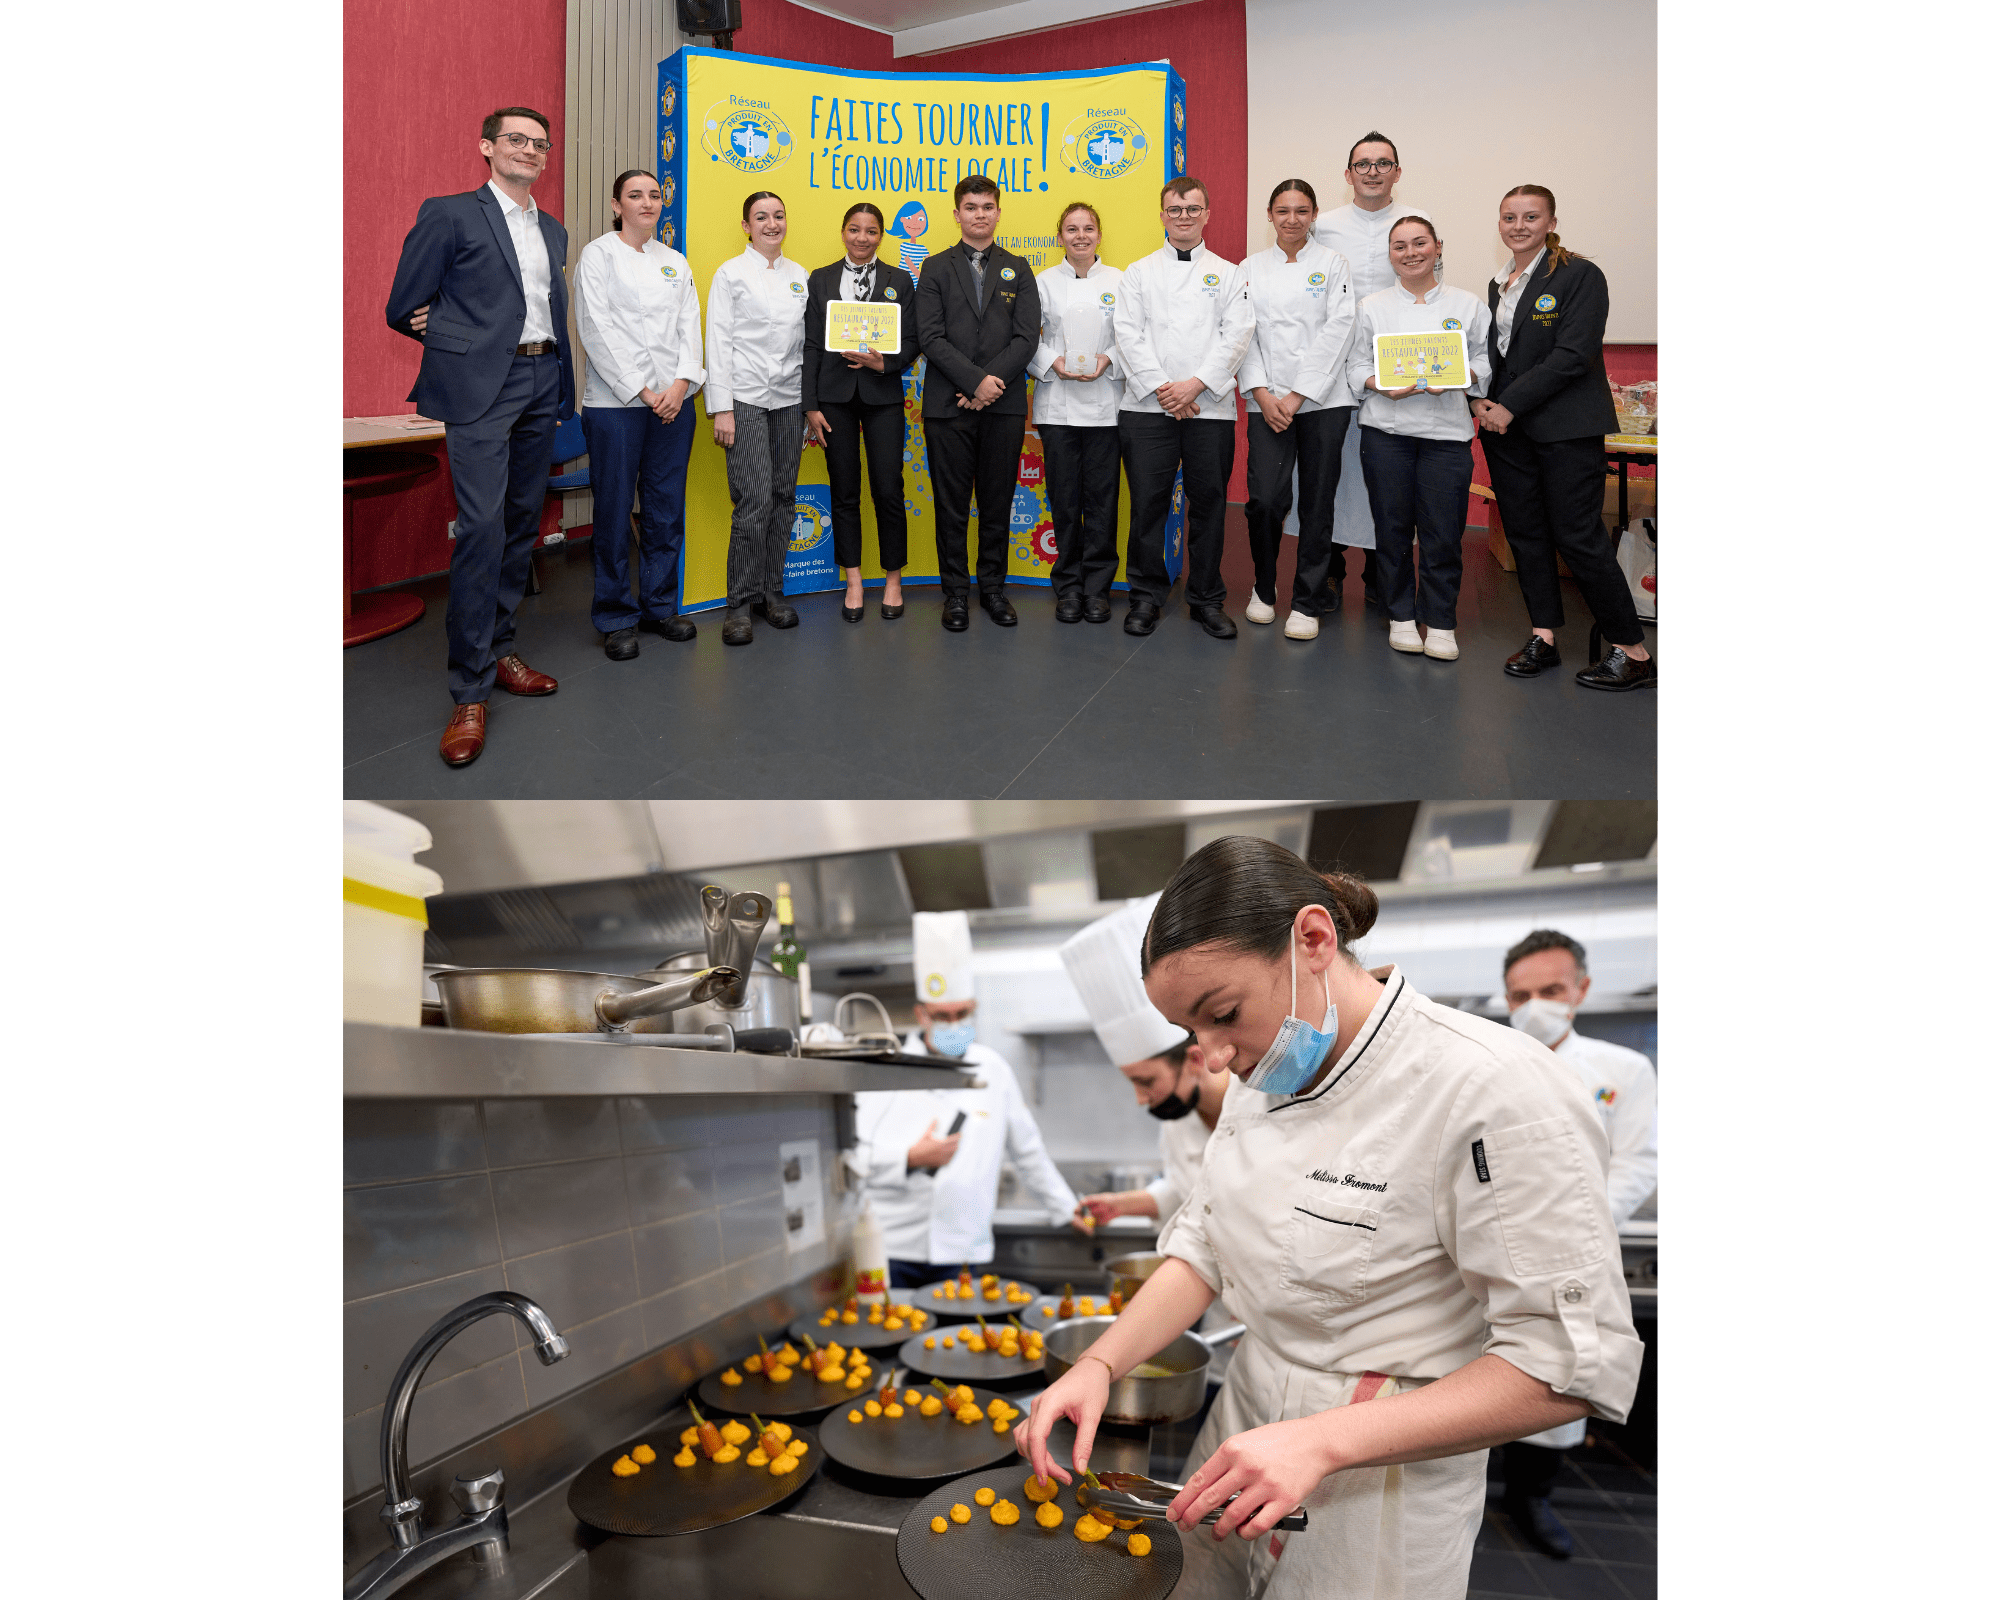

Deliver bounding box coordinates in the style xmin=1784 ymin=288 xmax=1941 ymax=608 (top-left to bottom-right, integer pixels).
xmin=344 ymin=1022 xmax=974 ymax=1099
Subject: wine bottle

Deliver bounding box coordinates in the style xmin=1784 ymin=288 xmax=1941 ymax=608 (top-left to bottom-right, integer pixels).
xmin=772 ymin=881 xmax=810 ymax=1020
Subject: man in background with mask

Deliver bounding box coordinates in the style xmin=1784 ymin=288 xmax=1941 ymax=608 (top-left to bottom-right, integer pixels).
xmin=849 ymin=910 xmax=1077 ymax=1289
xmin=1058 ymin=894 xmax=1226 ymax=1233
xmin=1497 ymin=927 xmax=1658 ymax=1558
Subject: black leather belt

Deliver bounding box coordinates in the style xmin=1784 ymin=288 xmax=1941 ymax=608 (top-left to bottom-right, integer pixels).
xmin=516 ymin=340 xmax=557 ymax=356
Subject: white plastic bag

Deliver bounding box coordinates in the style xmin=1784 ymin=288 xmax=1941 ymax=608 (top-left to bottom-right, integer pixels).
xmin=1617 ymin=517 xmax=1656 ymax=621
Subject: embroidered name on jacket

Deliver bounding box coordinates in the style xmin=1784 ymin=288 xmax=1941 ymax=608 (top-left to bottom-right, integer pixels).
xmin=1309 ymin=1170 xmax=1387 ymax=1191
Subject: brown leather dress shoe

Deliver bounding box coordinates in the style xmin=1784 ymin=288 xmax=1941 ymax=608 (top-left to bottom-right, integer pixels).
xmin=439 ymin=702 xmax=487 ymax=767
xmin=494 ymin=654 xmax=558 ymax=696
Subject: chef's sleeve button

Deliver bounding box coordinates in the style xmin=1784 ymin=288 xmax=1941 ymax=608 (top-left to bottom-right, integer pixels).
xmin=1561 ymin=1284 xmax=1585 ymax=1305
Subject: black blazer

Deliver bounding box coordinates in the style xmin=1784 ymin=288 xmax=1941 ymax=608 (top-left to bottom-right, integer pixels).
xmin=1485 ymin=252 xmax=1617 ymax=443
xmin=914 ymin=241 xmax=1041 ymax=419
xmin=800 ymin=259 xmax=919 ymax=410
xmin=385 ymin=187 xmax=576 ymax=425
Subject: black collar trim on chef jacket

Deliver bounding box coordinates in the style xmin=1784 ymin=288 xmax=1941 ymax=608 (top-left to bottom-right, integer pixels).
xmin=1267 ymin=972 xmax=1406 ymax=1113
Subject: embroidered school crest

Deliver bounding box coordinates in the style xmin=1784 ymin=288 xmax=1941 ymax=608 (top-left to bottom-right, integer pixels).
xmin=999 ymin=266 xmax=1017 ymax=281
xmin=1534 ymin=293 xmax=1557 ymax=311
xmin=1442 ymin=317 xmax=1462 ymax=330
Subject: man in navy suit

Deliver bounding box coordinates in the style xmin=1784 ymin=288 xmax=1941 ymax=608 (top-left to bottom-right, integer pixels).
xmin=386 ymin=107 xmax=576 ymax=768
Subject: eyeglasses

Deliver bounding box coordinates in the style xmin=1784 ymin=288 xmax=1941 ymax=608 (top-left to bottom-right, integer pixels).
xmin=1349 ymin=159 xmax=1397 ymax=174
xmin=1163 ymin=205 xmax=1207 ymax=219
xmin=493 ymin=132 xmax=553 ymax=153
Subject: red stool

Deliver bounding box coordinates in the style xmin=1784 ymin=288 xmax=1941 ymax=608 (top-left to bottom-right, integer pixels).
xmin=344 ymin=449 xmax=438 ymax=646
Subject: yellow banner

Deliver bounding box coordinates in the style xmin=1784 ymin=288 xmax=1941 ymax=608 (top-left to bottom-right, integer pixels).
xmin=1373 ymin=330 xmax=1469 ymax=391
xmin=824 ymin=299 xmax=902 ymax=353
xmin=658 ymin=48 xmax=1189 ymax=608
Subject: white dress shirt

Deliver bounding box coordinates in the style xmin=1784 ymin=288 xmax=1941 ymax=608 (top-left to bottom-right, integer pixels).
xmin=849 ymin=1039 xmax=1079 ymax=1265
xmin=574 ymin=232 xmax=706 ymax=409
xmin=488 ymin=179 xmax=555 ymax=344
xmin=1028 ymin=257 xmax=1125 ymax=428
xmin=1237 ymin=240 xmax=1358 ymax=413
xmin=1553 ymin=1030 xmax=1658 ymax=1226
xmin=1346 ymin=281 xmax=1493 ymax=441
xmin=703 ymin=244 xmax=810 ymax=413
xmin=1113 ymin=242 xmax=1255 ymax=421
xmin=1314 ymin=201 xmax=1427 ymax=302
xmin=1492 ymin=246 xmax=1548 ymax=360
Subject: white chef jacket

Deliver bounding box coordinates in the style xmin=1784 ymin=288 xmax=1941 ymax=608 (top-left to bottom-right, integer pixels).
xmin=1159 ymin=968 xmax=1641 ymax=1600
xmin=574 ymin=233 xmax=706 ymax=410
xmin=1347 ymin=282 xmax=1492 ymax=442
xmin=1028 ymin=257 xmax=1125 ymax=428
xmin=1237 ymin=241 xmax=1357 ymax=413
xmin=703 ymin=245 xmax=809 ymax=413
xmin=1113 ymin=242 xmax=1254 ymax=422
xmin=1142 ymin=1103 xmax=1216 ymax=1230
xmin=1492 ymin=246 xmax=1547 ymax=361
xmin=1554 ymin=1029 xmax=1658 ymax=1227
xmin=1314 ymin=201 xmax=1426 ymax=302
xmin=488 ymin=180 xmax=556 ymax=344
xmin=849 ymin=1040 xmax=1078 ymax=1265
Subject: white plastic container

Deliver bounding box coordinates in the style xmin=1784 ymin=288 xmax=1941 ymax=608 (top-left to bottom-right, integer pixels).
xmin=851 ymin=1198 xmax=888 ymax=1302
xmin=344 ymin=803 xmax=444 ymax=1026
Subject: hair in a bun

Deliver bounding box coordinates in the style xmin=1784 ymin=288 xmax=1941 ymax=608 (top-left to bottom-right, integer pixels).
xmin=1141 ymin=836 xmax=1378 ymax=974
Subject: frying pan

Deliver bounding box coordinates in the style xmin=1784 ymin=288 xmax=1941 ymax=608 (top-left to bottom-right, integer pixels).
xmin=431 ymin=965 xmax=740 ymax=1035
xmin=896 ymin=1327 xmax=1046 ymax=1387
xmin=695 ymin=1353 xmax=855 ymax=1420
xmin=908 ymin=1277 xmax=1040 ymax=1321
xmin=817 ymin=1380 xmax=1024 ymax=1480
xmin=1039 ymin=1317 xmax=1246 ymax=1428
xmin=894 ymin=1462 xmax=1182 ymax=1600
xmin=565 ymin=1404 xmax=819 ymax=1536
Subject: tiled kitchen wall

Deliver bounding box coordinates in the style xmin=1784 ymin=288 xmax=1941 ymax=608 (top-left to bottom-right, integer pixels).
xmin=344 ymin=1093 xmax=843 ymax=1503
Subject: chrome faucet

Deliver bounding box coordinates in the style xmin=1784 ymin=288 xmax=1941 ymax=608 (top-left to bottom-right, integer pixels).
xmin=344 ymin=1291 xmax=569 ymax=1600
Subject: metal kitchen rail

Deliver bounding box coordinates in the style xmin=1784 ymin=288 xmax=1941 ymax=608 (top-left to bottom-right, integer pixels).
xmin=344 ymin=1022 xmax=974 ymax=1098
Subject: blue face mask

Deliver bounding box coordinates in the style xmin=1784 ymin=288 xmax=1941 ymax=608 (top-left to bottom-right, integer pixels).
xmin=930 ymin=1019 xmax=977 ymax=1058
xmin=1241 ymin=929 xmax=1338 ymax=1096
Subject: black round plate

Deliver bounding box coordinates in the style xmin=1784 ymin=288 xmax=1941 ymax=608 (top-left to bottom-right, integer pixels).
xmin=817 ymin=1382 xmax=1024 ymax=1480
xmin=697 ymin=1354 xmax=853 ymax=1420
xmin=895 ymin=1462 xmax=1181 ymax=1600
xmin=897 ymin=1329 xmax=1046 ymax=1385
xmin=1020 ymin=1292 xmax=1119 ymax=1324
xmin=909 ymin=1278 xmax=1040 ymax=1321
xmin=789 ymin=1301 xmax=938 ymax=1351
xmin=566 ymin=1405 xmax=819 ymax=1537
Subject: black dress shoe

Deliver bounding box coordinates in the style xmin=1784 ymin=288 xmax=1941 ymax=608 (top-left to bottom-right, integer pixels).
xmin=941 ymin=597 xmax=970 ymax=632
xmin=1054 ymin=591 xmax=1084 ymax=624
xmin=639 ymin=615 xmax=696 ymax=642
xmin=1124 ymin=600 xmax=1160 ymax=636
xmin=1083 ymin=596 xmax=1111 ymax=624
xmin=880 ymin=599 xmax=905 ymax=619
xmin=1504 ymin=635 xmax=1562 ymax=677
xmin=842 ymin=602 xmax=864 ymax=623
xmin=603 ymin=626 xmax=639 ymax=661
xmin=1575 ymin=646 xmax=1655 ymax=691
xmin=1190 ymin=603 xmax=1237 ymax=640
xmin=753 ymin=599 xmax=799 ymax=629
xmin=721 ymin=610 xmax=753 ymax=646
xmin=1504 ymin=1497 xmax=1574 ymax=1560
xmin=981 ymin=591 xmax=1018 ymax=626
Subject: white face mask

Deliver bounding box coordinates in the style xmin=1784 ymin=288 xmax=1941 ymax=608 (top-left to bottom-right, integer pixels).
xmin=1509 ymin=996 xmax=1574 ymax=1048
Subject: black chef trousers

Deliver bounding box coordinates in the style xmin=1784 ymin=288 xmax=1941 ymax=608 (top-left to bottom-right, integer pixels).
xmin=1245 ymin=405 xmax=1350 ymax=615
xmin=822 ymin=397 xmax=908 ymax=571
xmin=925 ymin=410 xmax=1025 ymax=599
xmin=1039 ymin=423 xmax=1121 ymax=602
xmin=1358 ymin=425 xmax=1474 ymax=630
xmin=1483 ymin=429 xmax=1645 ymax=647
xmin=1118 ymin=411 xmax=1233 ymax=610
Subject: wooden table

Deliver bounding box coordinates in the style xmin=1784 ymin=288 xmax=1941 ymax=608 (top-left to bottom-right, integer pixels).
xmin=1604 ymin=431 xmax=1656 ymax=534
xmin=344 ymin=413 xmax=446 ymax=449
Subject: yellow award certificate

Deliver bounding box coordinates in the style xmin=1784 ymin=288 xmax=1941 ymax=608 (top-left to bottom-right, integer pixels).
xmin=824 ymin=300 xmax=901 ymax=354
xmin=1374 ymin=329 xmax=1469 ymax=391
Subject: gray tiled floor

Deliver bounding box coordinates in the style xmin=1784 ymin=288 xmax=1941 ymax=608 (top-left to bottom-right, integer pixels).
xmin=1471 ymin=1440 xmax=1657 ymax=1600
xmin=344 ymin=511 xmax=1655 ymax=799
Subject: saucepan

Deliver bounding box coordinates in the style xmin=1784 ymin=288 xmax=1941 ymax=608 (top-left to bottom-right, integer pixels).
xmin=431 ymin=965 xmax=741 ymax=1035
xmin=1104 ymin=1252 xmax=1169 ymax=1306
xmin=1041 ymin=1314 xmax=1246 ymax=1427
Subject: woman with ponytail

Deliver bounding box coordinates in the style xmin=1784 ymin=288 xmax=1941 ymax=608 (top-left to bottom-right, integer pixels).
xmin=1018 ymin=836 xmax=1642 ymax=1600
xmin=1474 ymin=186 xmax=1654 ymax=691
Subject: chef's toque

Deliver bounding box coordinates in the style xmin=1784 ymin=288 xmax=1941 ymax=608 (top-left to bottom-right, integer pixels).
xmin=912 ymin=910 xmax=976 ymax=1004
xmin=1058 ymin=894 xmax=1189 ymax=1066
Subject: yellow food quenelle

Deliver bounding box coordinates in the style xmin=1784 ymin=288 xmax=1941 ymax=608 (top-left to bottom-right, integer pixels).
xmin=954 ymin=1405 xmax=981 ymax=1425
xmin=767 ymin=1364 xmax=795 ymax=1383
xmin=847 ymin=1409 xmax=864 ymax=1423
xmin=949 ymin=1503 xmax=972 ymax=1524
xmin=941 ymin=1335 xmax=957 ymax=1348
xmin=1040 ymin=1306 xmax=1055 ymax=1317
xmin=989 ymin=1499 xmax=1021 ymax=1525
xmin=1023 ymin=1474 xmax=1057 ymax=1503
xmin=1036 ymin=1501 xmax=1064 ymax=1529
xmin=769 ymin=1454 xmax=800 ymax=1476
xmin=720 ymin=1420 xmax=751 ymax=1445
xmin=991 ymin=1418 xmax=1011 ymax=1434
xmin=930 ymin=1515 xmax=949 ymax=1534
xmin=680 ymin=1425 xmax=700 ymax=1445
xmin=712 ymin=1444 xmax=742 ymax=1464
xmin=786 ymin=1439 xmax=808 ymax=1456
xmin=845 ymin=1374 xmax=866 ymax=1390
xmin=962 ymin=1334 xmax=986 ymax=1353
xmin=985 ymin=1399 xmax=1009 ymax=1418
xmin=778 ymin=1343 xmax=799 ymax=1362
xmin=949 ymin=1385 xmax=976 ymax=1409
xmin=720 ymin=1368 xmax=743 ymax=1386
xmin=841 ymin=1310 xmax=859 ymax=1324
xmin=919 ymin=1395 xmax=944 ymax=1417
xmin=611 ymin=1455 xmax=640 ymax=1477
xmin=1127 ymin=1533 xmax=1152 ymax=1556
xmin=673 ymin=1447 xmax=696 ymax=1467
xmin=1073 ymin=1512 xmax=1112 ymax=1543
xmin=770 ymin=1422 xmax=794 ymax=1441
xmin=904 ymin=1389 xmax=922 ymax=1405
xmin=746 ymin=1447 xmax=769 ymax=1467
xmin=885 ymin=1403 xmax=905 ymax=1418
xmin=631 ymin=1443 xmax=657 ymax=1464
xmin=974 ymin=1487 xmax=996 ymax=1506
xmin=924 ymin=1336 xmax=937 ymax=1349
xmin=864 ymin=1400 xmax=883 ymax=1417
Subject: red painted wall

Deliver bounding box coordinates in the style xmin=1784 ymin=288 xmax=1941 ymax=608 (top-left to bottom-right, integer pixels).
xmin=1466 ymin=342 xmax=1655 ymax=527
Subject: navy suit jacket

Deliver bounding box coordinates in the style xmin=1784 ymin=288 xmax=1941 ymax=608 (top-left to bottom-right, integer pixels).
xmin=385 ymin=185 xmax=576 ymax=425
xmin=915 ymin=241 xmax=1040 ymax=419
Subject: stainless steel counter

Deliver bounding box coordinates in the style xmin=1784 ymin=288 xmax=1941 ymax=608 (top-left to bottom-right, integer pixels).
xmin=345 ymin=1021 xmax=973 ymax=1098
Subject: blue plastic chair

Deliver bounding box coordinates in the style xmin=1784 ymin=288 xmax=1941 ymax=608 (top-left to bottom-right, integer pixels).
xmin=527 ymin=413 xmax=589 ymax=595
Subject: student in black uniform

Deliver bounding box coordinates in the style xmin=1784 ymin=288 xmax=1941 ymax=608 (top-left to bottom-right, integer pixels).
xmin=1473 ymin=186 xmax=1654 ymax=692
xmin=803 ymin=202 xmax=919 ymax=623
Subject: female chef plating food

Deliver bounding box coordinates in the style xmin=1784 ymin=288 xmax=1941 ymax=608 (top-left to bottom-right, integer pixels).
xmin=1018 ymin=836 xmax=1641 ymax=1600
